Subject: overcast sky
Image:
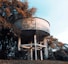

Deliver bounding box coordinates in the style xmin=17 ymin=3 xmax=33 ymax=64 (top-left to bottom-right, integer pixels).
xmin=27 ymin=0 xmax=68 ymax=44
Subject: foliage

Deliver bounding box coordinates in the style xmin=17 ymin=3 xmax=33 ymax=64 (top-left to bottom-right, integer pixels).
xmin=0 ymin=0 xmax=36 ymax=36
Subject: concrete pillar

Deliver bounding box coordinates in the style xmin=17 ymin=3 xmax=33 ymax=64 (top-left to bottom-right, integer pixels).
xmin=18 ymin=37 xmax=21 ymax=51
xmin=40 ymin=42 xmax=43 ymax=60
xmin=30 ymin=42 xmax=33 ymax=60
xmin=34 ymin=35 xmax=37 ymax=60
xmin=40 ymin=49 xmax=43 ymax=60
xmin=43 ymin=37 xmax=48 ymax=59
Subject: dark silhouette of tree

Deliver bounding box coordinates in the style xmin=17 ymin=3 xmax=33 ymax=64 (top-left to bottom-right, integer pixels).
xmin=0 ymin=0 xmax=36 ymax=36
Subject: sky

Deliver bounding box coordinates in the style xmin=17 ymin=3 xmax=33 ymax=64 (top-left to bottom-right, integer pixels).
xmin=24 ymin=0 xmax=68 ymax=44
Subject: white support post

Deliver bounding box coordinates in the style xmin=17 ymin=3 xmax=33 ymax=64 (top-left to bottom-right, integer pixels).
xmin=34 ymin=35 xmax=37 ymax=60
xmin=30 ymin=42 xmax=33 ymax=60
xmin=43 ymin=37 xmax=48 ymax=59
xmin=18 ymin=37 xmax=21 ymax=51
xmin=40 ymin=48 xmax=43 ymax=60
xmin=40 ymin=42 xmax=43 ymax=60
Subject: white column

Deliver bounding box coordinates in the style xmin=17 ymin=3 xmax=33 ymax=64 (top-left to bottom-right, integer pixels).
xmin=30 ymin=42 xmax=33 ymax=60
xmin=34 ymin=35 xmax=37 ymax=60
xmin=40 ymin=48 xmax=43 ymax=60
xmin=18 ymin=37 xmax=21 ymax=51
xmin=43 ymin=37 xmax=48 ymax=59
xmin=40 ymin=42 xmax=43 ymax=60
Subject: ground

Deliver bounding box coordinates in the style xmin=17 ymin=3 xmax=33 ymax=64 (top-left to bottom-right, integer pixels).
xmin=0 ymin=60 xmax=68 ymax=64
